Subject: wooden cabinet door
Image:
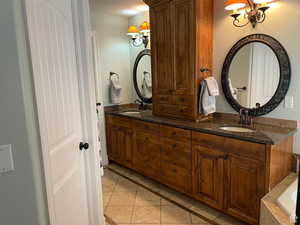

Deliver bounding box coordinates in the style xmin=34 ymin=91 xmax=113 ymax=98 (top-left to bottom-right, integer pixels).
xmin=225 ymin=155 xmax=265 ymax=225
xmin=122 ymin=127 xmax=135 ymax=167
xmin=106 ymin=124 xmax=134 ymax=167
xmin=192 ymin=146 xmax=225 ymax=209
xmin=106 ymin=124 xmax=124 ymax=163
xmin=172 ymin=0 xmax=194 ymax=95
xmin=150 ymin=1 xmax=174 ymax=96
xmin=134 ymin=132 xmax=161 ymax=178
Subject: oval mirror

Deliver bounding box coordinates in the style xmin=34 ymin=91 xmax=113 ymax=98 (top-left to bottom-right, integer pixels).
xmin=133 ymin=49 xmax=152 ymax=104
xmin=222 ymin=34 xmax=291 ymax=116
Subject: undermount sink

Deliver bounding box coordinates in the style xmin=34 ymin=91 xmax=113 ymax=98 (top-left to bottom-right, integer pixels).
xmin=219 ymin=126 xmax=255 ymax=133
xmin=121 ymin=110 xmax=141 ymax=115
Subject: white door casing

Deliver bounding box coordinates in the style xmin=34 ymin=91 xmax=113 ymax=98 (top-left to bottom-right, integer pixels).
xmin=25 ymin=0 xmax=91 ymax=224
xmin=91 ymin=32 xmax=108 ymax=167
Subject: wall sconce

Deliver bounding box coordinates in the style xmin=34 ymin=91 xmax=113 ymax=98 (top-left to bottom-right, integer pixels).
xmin=225 ymin=0 xmax=277 ymax=28
xmin=127 ymin=21 xmax=150 ymax=48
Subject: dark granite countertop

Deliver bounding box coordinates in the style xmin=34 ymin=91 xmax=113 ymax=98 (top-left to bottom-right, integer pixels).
xmin=105 ymin=106 xmax=297 ymax=145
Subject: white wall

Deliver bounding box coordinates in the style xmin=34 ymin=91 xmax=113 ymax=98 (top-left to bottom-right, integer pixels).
xmin=0 ymin=1 xmax=48 ymax=224
xmin=214 ymin=0 xmax=300 ymax=152
xmin=93 ymin=5 xmax=135 ymax=106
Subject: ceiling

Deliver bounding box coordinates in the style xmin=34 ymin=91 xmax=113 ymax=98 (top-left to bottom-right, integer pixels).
xmin=95 ymin=0 xmax=149 ymax=17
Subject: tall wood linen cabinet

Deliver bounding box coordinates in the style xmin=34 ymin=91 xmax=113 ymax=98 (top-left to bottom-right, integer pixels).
xmin=144 ymin=0 xmax=214 ymax=121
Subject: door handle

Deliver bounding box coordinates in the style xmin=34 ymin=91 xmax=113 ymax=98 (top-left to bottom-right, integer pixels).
xmin=79 ymin=142 xmax=89 ymax=151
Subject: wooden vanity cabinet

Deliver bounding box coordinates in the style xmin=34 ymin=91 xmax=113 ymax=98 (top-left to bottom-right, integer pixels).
xmin=147 ymin=0 xmax=213 ymax=121
xmin=192 ymin=132 xmax=269 ymax=224
xmin=106 ymin=115 xmax=294 ymax=225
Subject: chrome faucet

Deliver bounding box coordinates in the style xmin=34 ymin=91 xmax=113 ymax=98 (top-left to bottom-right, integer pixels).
xmin=239 ymin=108 xmax=253 ymax=126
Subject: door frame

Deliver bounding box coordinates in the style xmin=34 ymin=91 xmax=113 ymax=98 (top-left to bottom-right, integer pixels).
xmin=22 ymin=0 xmax=103 ymax=224
xmin=72 ymin=1 xmax=103 ymax=225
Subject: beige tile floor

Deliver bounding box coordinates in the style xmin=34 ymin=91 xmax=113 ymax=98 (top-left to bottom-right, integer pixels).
xmin=102 ymin=164 xmax=247 ymax=225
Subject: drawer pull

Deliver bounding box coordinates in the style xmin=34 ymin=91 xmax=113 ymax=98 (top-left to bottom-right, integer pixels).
xmin=172 ymin=144 xmax=177 ymax=148
xmin=172 ymin=131 xmax=177 ymax=136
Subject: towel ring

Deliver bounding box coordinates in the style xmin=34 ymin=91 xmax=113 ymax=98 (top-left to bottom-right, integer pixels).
xmin=110 ymin=72 xmax=119 ymax=79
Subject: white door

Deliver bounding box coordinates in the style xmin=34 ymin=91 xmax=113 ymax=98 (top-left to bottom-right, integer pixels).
xmin=25 ymin=0 xmax=90 ymax=225
xmin=250 ymin=43 xmax=280 ymax=107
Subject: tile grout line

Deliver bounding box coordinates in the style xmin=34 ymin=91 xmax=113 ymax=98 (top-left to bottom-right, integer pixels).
xmin=160 ymin=198 xmax=162 ymax=225
xmin=107 ymin=166 xmax=221 ymax=225
xmin=130 ymin=184 xmax=138 ymax=224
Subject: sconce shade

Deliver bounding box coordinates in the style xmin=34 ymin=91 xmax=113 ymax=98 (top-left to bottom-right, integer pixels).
xmin=253 ymin=0 xmax=274 ymax=3
xmin=128 ymin=26 xmax=139 ymax=34
xmin=225 ymin=0 xmax=247 ymax=10
xmin=140 ymin=21 xmax=150 ymax=31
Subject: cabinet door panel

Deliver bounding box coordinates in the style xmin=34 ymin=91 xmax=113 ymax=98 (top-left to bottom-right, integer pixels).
xmin=161 ymin=162 xmax=192 ymax=193
xmin=151 ymin=2 xmax=173 ymax=96
xmin=192 ymin=146 xmax=224 ymax=209
xmin=172 ymin=0 xmax=194 ymax=95
xmin=106 ymin=124 xmax=134 ymax=167
xmin=122 ymin=128 xmax=134 ymax=167
xmin=134 ymin=132 xmax=161 ymax=177
xmin=161 ymin=139 xmax=191 ymax=169
xmin=225 ymin=155 xmax=265 ymax=224
xmin=106 ymin=124 xmax=123 ymax=163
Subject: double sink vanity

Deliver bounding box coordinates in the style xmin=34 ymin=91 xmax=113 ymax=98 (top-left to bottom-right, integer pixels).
xmin=105 ymin=105 xmax=296 ymax=225
xmin=104 ymin=0 xmax=296 ymax=224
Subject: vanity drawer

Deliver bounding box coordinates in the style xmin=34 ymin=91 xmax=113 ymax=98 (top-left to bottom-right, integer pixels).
xmin=172 ymin=95 xmax=194 ymax=106
xmin=106 ymin=115 xmax=132 ymax=127
xmin=161 ymin=141 xmax=191 ymax=170
xmin=160 ymin=125 xmax=191 ymax=142
xmin=192 ymin=132 xmax=226 ymax=151
xmin=136 ymin=132 xmax=160 ymax=144
xmin=161 ymin=163 xmax=191 ymax=193
xmin=156 ymin=95 xmax=172 ymax=104
xmin=156 ymin=104 xmax=193 ymax=118
xmin=225 ymin=138 xmax=266 ymax=162
xmin=134 ymin=120 xmax=160 ymax=134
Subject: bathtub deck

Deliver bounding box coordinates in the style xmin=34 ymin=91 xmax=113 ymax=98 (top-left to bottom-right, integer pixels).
xmin=260 ymin=173 xmax=297 ymax=225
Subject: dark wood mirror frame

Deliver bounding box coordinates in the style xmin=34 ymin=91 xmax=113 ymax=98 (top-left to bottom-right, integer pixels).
xmin=221 ymin=34 xmax=291 ymax=117
xmin=133 ymin=49 xmax=152 ymax=104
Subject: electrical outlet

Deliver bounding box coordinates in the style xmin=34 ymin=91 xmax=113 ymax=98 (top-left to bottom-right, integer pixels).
xmin=284 ymin=96 xmax=294 ymax=109
xmin=0 ymin=145 xmax=14 ymax=173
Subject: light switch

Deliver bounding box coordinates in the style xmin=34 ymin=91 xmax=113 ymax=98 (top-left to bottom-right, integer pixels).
xmin=0 ymin=145 xmax=14 ymax=173
xmin=285 ymin=96 xmax=294 ymax=109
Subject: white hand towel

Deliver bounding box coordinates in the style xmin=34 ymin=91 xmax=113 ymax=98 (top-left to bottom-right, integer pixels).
xmin=205 ymin=77 xmax=219 ymax=96
xmin=142 ymin=71 xmax=152 ymax=99
xmin=110 ymin=73 xmax=122 ymax=104
xmin=199 ymin=80 xmax=216 ymax=115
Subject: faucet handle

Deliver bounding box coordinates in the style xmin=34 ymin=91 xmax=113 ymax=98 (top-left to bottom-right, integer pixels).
xmin=135 ymin=99 xmax=142 ymax=104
